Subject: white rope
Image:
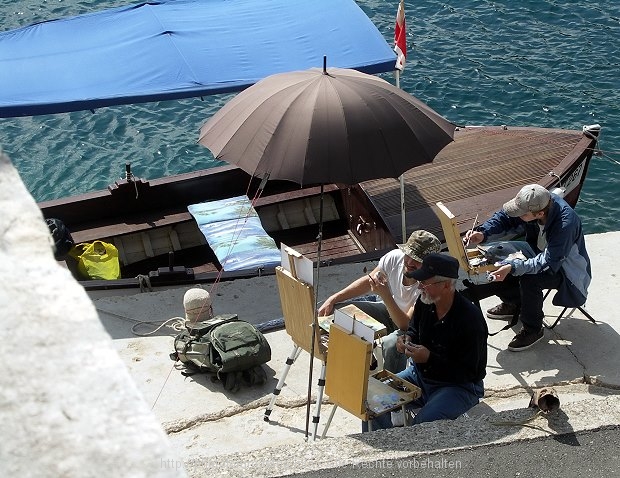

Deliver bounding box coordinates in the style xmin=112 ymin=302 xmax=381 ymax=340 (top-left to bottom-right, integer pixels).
xmin=131 ymin=316 xmax=187 ymax=336
xmin=95 ymin=305 xmax=186 ymax=336
xmin=599 ymin=149 xmax=620 ymax=166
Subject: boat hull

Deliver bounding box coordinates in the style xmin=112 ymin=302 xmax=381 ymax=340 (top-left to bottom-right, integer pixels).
xmin=38 ymin=125 xmax=599 ymax=293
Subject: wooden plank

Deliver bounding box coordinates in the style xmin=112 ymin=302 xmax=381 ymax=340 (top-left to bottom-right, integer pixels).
xmin=359 ymin=126 xmax=588 ymax=242
xmin=324 ymin=323 xmax=372 ymax=419
xmin=70 ymin=211 xmax=194 ymax=243
xmin=275 ymin=266 xmax=326 ymax=361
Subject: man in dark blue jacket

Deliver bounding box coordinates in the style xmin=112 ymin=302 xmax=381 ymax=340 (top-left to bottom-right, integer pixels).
xmin=464 ymin=184 xmax=591 ymax=351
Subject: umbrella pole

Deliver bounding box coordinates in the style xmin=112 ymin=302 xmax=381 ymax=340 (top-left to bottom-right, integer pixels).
xmin=396 ymin=69 xmax=407 ymax=242
xmin=305 ymin=183 xmax=324 ymax=440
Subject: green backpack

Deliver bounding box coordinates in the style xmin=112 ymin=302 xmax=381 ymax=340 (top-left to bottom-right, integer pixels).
xmin=171 ymin=314 xmax=271 ymax=392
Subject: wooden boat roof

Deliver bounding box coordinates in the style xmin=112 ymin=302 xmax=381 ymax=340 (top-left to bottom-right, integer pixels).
xmin=359 ymin=125 xmax=595 ymax=243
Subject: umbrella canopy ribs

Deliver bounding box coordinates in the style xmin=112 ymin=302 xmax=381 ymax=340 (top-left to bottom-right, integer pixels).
xmin=199 ymin=65 xmax=455 ymax=187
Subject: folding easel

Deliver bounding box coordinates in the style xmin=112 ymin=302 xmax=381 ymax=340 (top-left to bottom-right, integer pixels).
xmin=322 ymin=323 xmax=421 ymax=435
xmin=263 ymin=248 xmax=328 ymax=440
xmin=435 ymin=201 xmax=496 ymax=278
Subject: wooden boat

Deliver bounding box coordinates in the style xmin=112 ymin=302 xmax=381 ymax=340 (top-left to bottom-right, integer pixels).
xmin=39 ymin=124 xmax=600 ymax=292
xmin=5 ymin=1 xmax=599 ymax=292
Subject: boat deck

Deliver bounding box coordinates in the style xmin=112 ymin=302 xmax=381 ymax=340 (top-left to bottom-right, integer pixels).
xmin=360 ymin=126 xmax=595 ymax=243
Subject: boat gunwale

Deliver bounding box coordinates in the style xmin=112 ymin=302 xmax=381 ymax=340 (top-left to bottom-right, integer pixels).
xmin=38 ymin=125 xmax=598 ymax=291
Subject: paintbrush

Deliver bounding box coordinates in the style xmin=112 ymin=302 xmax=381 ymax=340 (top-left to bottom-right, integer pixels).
xmin=465 ymin=213 xmax=479 ymax=248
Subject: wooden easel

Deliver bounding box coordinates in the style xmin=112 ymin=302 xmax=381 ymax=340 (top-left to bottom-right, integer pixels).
xmin=263 ymin=248 xmax=328 ymax=440
xmin=322 ymin=323 xmax=421 ymax=435
xmin=435 ymin=201 xmax=496 ymax=277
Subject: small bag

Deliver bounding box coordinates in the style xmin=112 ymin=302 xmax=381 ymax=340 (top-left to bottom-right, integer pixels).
xmin=46 ymin=218 xmax=75 ymax=260
xmin=69 ymin=241 xmax=121 ymax=280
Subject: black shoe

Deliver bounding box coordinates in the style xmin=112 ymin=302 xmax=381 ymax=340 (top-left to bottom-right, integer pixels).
xmin=508 ymin=328 xmax=544 ymax=351
xmin=486 ymin=302 xmax=519 ymax=320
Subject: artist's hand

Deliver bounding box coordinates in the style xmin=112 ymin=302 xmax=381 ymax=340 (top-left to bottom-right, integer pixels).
xmin=317 ymin=298 xmax=335 ymax=316
xmin=463 ymin=230 xmax=484 ymax=246
xmin=368 ymin=270 xmax=390 ymax=298
xmin=487 ymin=263 xmax=512 ymax=282
xmin=403 ymin=342 xmax=430 ymax=363
xmin=395 ymin=335 xmax=412 ymax=354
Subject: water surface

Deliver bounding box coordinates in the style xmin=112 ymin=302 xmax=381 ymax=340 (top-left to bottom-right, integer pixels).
xmin=1 ymin=0 xmax=618 ymax=233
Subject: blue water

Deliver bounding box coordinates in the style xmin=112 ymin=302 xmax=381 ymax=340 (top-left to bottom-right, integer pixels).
xmin=1 ymin=0 xmax=619 ymax=234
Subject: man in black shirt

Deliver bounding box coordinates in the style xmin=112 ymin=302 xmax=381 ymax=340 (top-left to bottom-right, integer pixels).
xmin=367 ymin=253 xmax=488 ymax=429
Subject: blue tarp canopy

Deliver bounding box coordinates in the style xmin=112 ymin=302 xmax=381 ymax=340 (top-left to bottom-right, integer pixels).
xmin=0 ymin=0 xmax=397 ymax=118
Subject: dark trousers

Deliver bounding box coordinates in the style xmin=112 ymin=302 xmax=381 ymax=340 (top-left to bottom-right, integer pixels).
xmin=362 ymin=362 xmax=484 ymax=431
xmin=519 ymin=271 xmax=563 ymax=331
xmin=462 ymin=275 xmax=521 ymax=307
xmin=463 ymin=271 xmax=563 ymax=332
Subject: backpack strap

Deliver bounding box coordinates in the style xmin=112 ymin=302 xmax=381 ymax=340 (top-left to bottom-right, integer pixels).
xmin=187 ymin=314 xmax=238 ymax=338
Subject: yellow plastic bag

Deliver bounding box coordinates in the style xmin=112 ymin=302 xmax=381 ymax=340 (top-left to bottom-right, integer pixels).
xmin=69 ymin=241 xmax=121 ymax=280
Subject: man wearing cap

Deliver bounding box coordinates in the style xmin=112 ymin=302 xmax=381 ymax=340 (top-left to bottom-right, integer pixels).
xmin=366 ymin=253 xmax=487 ymax=430
xmin=463 ymin=184 xmax=591 ymax=351
xmin=318 ymin=230 xmax=441 ymax=372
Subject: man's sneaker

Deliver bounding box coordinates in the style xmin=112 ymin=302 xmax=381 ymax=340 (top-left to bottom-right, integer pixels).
xmin=486 ymin=302 xmax=519 ymax=320
xmin=508 ymin=328 xmax=544 ymax=351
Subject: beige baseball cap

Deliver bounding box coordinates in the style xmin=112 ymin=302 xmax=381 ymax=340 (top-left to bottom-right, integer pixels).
xmin=503 ymin=184 xmax=551 ymax=217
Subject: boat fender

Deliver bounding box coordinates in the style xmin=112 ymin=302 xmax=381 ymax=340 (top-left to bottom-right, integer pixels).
xmin=582 ymin=124 xmax=601 ymax=138
xmin=550 ymin=187 xmax=566 ymax=198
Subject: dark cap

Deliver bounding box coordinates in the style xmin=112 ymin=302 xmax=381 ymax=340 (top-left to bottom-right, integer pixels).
xmin=410 ymin=253 xmax=459 ymax=281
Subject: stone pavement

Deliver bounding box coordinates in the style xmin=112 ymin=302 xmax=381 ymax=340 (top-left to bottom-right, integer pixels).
xmin=4 ymin=149 xmax=619 ymax=478
xmin=93 ymin=231 xmax=620 ymax=477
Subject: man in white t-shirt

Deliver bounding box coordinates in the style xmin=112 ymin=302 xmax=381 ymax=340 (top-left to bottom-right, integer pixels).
xmin=318 ymin=230 xmax=441 ymax=372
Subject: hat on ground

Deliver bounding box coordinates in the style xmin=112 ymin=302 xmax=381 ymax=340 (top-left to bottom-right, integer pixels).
xmin=410 ymin=253 xmax=459 ymax=281
xmin=503 ymin=184 xmax=551 ymax=217
xmin=397 ymin=230 xmax=441 ymax=262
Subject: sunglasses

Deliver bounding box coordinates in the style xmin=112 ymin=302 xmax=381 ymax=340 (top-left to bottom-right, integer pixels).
xmin=417 ymin=280 xmax=447 ymax=290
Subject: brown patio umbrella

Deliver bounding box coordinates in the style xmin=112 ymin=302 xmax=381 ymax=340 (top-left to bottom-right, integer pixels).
xmin=199 ymin=62 xmax=455 ymax=186
xmin=198 ymin=60 xmax=455 ymax=439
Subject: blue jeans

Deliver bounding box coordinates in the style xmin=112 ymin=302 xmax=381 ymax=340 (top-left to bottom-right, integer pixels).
xmin=363 ymin=362 xmax=484 ymax=431
xmin=341 ymin=297 xmax=407 ymax=373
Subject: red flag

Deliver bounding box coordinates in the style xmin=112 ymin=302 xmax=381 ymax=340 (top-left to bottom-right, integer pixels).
xmin=394 ymin=0 xmax=407 ymax=71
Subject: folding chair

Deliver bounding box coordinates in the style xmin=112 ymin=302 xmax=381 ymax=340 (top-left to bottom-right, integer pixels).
xmin=542 ymin=289 xmax=596 ymax=329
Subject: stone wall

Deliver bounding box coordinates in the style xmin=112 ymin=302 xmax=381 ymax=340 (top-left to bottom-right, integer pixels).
xmin=0 ymin=151 xmax=185 ymax=477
